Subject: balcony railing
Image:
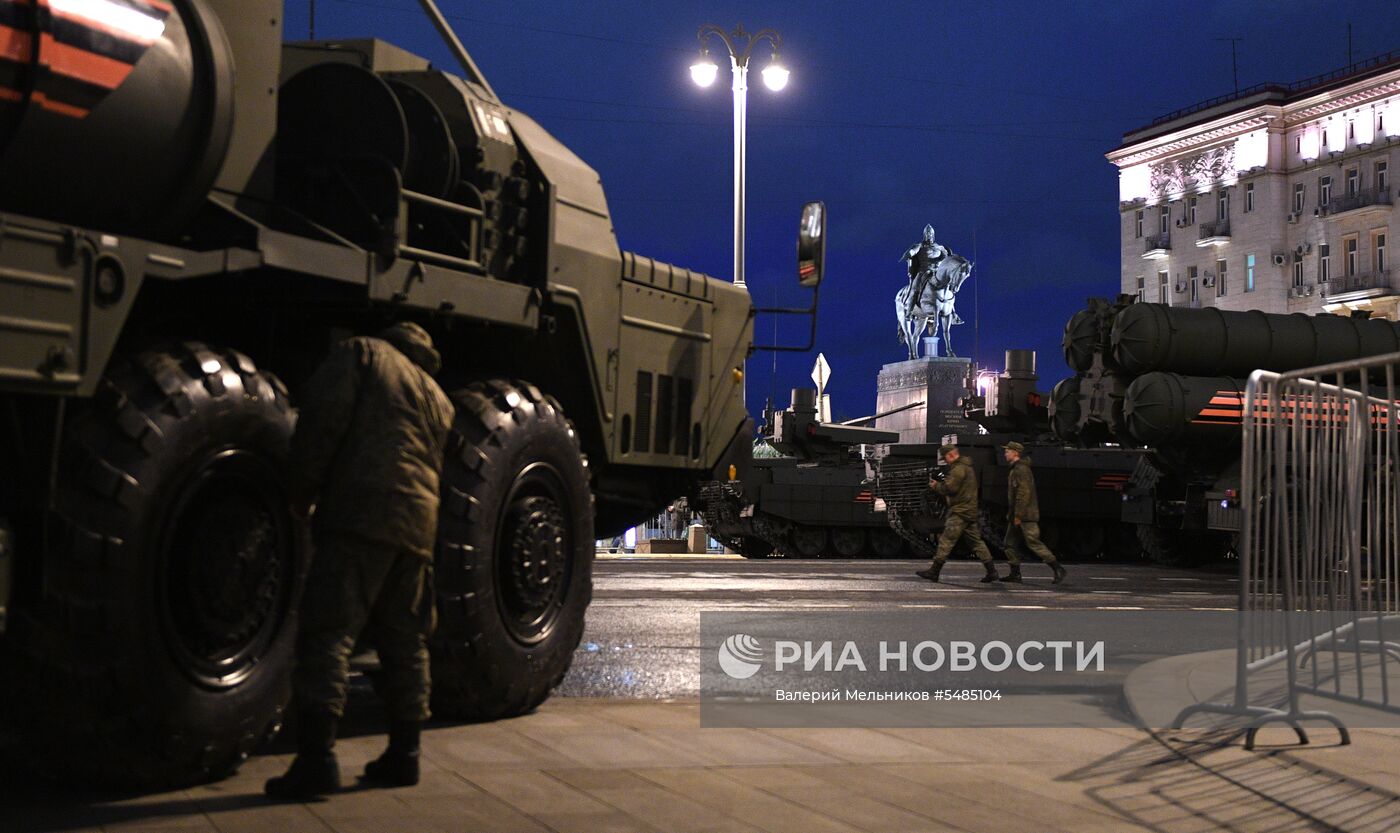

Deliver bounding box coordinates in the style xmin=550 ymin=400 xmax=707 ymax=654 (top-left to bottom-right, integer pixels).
xmin=1321 ymin=187 xmax=1392 ymax=217
xmin=1197 ymin=219 xmax=1231 ymax=240
xmin=1322 ymin=269 xmax=1392 ymax=297
xmin=1143 ymin=232 xmax=1171 ymax=254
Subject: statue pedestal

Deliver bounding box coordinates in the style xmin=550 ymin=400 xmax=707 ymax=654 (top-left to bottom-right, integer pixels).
xmin=875 ymin=356 xmax=972 ymax=444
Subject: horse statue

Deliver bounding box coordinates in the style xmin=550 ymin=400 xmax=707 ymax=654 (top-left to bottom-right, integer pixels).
xmin=895 ymin=253 xmax=971 ymax=359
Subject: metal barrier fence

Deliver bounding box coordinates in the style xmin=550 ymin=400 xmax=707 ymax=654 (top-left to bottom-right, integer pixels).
xmin=1173 ymin=352 xmax=1400 ymax=747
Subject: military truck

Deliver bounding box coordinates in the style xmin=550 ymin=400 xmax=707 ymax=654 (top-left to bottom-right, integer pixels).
xmin=871 ymin=351 xmax=1145 ymax=560
xmin=0 ymin=0 xmax=826 ymax=787
xmin=1053 ymin=296 xmax=1400 ymax=563
xmin=698 ymin=389 xmax=909 ymax=558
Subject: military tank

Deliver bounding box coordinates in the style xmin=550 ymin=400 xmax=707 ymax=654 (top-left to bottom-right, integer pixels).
xmin=0 ymin=0 xmax=798 ymax=787
xmin=871 ymin=350 xmax=1145 ymax=561
xmin=698 ymin=389 xmax=909 ymax=558
xmin=1053 ymin=297 xmax=1400 ymax=563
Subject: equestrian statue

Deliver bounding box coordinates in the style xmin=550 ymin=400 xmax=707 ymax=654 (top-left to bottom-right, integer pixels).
xmin=896 ymin=224 xmax=972 ymax=359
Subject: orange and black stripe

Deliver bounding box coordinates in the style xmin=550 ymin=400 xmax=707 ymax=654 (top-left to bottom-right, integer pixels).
xmin=1192 ymin=390 xmax=1400 ymax=429
xmin=0 ymin=0 xmax=169 ymax=119
xmin=0 ymin=0 xmax=31 ymax=104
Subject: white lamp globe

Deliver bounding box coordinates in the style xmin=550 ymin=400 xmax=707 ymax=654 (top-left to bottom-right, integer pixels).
xmin=761 ymin=62 xmax=789 ymax=91
xmin=690 ymin=58 xmax=719 ymax=87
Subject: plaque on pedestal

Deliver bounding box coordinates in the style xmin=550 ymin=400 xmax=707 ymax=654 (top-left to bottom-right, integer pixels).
xmin=874 ymin=356 xmax=971 ymax=444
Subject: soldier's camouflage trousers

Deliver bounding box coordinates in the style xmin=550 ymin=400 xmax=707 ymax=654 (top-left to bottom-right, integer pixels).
xmin=294 ymin=533 xmax=436 ymax=722
xmin=931 ymin=514 xmax=992 ymax=566
xmin=1003 ymin=521 xmax=1059 ymax=567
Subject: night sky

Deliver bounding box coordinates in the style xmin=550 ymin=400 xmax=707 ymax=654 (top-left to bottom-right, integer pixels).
xmin=283 ymin=0 xmax=1400 ymax=422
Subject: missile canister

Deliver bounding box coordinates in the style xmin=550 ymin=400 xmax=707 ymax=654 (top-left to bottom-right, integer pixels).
xmin=1050 ymin=376 xmax=1082 ymax=440
xmin=1123 ymin=373 xmax=1246 ymax=445
xmin=1111 ymin=303 xmax=1400 ymax=377
xmin=0 ymin=1 xmax=235 ymax=237
xmin=1063 ymin=308 xmax=1100 ymax=372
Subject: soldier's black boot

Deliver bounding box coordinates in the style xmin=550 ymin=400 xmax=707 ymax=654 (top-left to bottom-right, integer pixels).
xmin=265 ymin=707 xmax=341 ymax=800
xmin=1051 ymin=563 xmax=1068 ymax=585
xmin=979 ymin=562 xmax=1001 ymax=583
xmin=915 ymin=562 xmax=943 ymax=582
xmin=363 ymin=721 xmax=422 ymax=787
xmin=1000 ymin=565 xmax=1023 ymax=583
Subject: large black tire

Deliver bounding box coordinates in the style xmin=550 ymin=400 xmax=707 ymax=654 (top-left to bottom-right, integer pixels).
xmin=431 ymin=380 xmax=593 ymax=721
xmin=2 ymin=344 xmax=303 ymax=788
xmin=868 ymin=528 xmax=906 ymax=558
xmin=1136 ymin=525 xmax=1232 ymax=567
xmin=789 ymin=526 xmax=827 ymax=558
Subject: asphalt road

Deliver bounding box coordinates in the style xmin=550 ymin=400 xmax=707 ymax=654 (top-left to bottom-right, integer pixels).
xmin=556 ymin=555 xmax=1239 ymax=699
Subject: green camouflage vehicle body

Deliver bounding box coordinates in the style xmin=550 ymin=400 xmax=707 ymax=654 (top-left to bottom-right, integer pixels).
xmin=0 ymin=0 xmax=754 ymax=787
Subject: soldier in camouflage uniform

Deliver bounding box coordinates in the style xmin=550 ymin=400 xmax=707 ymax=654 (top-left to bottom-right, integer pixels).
xmin=916 ymin=445 xmax=1000 ymax=584
xmin=266 ymin=322 xmax=455 ymax=800
xmin=1000 ymin=441 xmax=1067 ymax=585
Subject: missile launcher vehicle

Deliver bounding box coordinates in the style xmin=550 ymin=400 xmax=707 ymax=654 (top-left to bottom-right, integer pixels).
xmin=0 ymin=0 xmax=824 ymax=787
xmin=698 ymin=389 xmax=910 ymax=558
xmin=1053 ymin=296 xmax=1400 ymax=563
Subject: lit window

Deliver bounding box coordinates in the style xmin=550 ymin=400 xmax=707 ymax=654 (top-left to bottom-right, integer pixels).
xmin=1246 ymin=254 xmax=1256 ymax=292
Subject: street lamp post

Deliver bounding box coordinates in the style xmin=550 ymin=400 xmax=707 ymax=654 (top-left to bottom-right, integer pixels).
xmin=690 ymin=24 xmax=788 ymax=288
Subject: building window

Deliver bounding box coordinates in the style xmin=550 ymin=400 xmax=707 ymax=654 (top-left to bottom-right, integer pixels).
xmin=1135 ymin=275 xmax=1145 ymax=302
xmin=1348 ymin=120 xmax=1355 ymax=141
xmin=1159 ymin=205 xmax=1170 ymax=234
xmin=1293 ymin=253 xmax=1304 ymax=287
xmin=1246 ymin=253 xmax=1256 ymax=292
xmin=1187 ymin=196 xmax=1198 ymax=225
xmin=1134 ymin=209 xmax=1144 ymax=238
xmin=1295 ymin=134 xmax=1302 ymax=155
xmin=1319 ymin=176 xmax=1332 ymax=207
xmin=1321 ymin=128 xmax=1328 ymax=149
xmin=1188 ymin=266 xmax=1199 ymax=306
xmin=1319 ymin=243 xmax=1331 ymax=282
xmin=1217 ymin=191 xmax=1228 ymax=220
xmin=1293 ymin=183 xmax=1305 ymax=214
xmin=1346 ymin=167 xmax=1359 ymax=196
xmin=1245 ymin=182 xmax=1255 ymax=212
xmin=1376 ymin=232 xmax=1388 ymax=273
xmin=1158 ymin=270 xmax=1169 ymax=304
xmin=1377 ymin=160 xmax=1389 ymax=194
xmin=1344 ymin=235 xmax=1359 ymax=276
xmin=1216 ymin=258 xmax=1228 ymax=296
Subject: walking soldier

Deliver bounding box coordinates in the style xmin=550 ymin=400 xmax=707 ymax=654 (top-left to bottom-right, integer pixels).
xmin=916 ymin=445 xmax=999 ymax=583
xmin=1000 ymin=441 xmax=1067 ymax=585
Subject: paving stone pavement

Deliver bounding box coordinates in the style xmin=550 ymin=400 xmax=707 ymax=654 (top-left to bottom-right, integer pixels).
xmin=4 ymin=693 xmax=1399 ymax=833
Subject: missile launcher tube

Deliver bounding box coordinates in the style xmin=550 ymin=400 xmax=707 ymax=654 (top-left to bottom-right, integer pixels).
xmin=1111 ymin=303 xmax=1400 ymax=377
xmin=1122 ymin=373 xmax=1246 ymax=446
xmin=0 ymin=1 xmax=235 ymax=237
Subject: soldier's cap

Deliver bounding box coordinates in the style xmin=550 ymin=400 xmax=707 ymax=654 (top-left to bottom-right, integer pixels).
xmin=938 ymin=444 xmax=958 ymax=456
xmin=1003 ymin=441 xmax=1026 ymax=454
xmin=378 ymin=322 xmax=442 ymax=375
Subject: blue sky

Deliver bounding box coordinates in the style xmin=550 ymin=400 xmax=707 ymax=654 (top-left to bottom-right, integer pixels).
xmin=283 ymin=0 xmax=1400 ymax=421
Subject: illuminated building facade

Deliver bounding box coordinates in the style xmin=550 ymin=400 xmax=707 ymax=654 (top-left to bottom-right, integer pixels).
xmin=1109 ymin=55 xmax=1400 ymax=317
